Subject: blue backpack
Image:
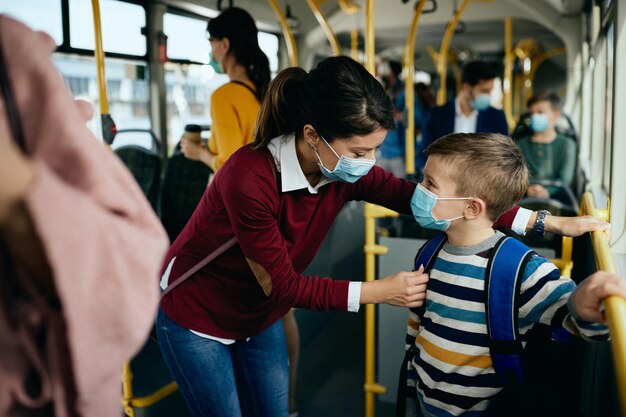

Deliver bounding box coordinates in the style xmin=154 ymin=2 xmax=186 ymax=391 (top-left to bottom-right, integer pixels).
xmin=397 ymin=231 xmax=578 ymax=417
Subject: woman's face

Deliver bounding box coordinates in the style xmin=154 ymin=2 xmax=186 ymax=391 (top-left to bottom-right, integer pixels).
xmin=209 ymin=36 xmax=228 ymax=63
xmin=314 ymin=128 xmax=386 ymax=171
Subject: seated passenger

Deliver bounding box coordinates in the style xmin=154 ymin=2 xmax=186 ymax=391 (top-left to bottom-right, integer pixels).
xmin=517 ymin=91 xmax=576 ymax=201
xmin=403 ymin=132 xmax=626 ymax=416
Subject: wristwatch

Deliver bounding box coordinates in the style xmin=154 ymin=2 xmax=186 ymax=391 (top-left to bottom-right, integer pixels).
xmin=533 ymin=210 xmax=551 ymax=237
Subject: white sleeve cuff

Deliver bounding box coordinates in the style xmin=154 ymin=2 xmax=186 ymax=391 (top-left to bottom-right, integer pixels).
xmin=512 ymin=207 xmax=532 ymax=236
xmin=347 ymin=282 xmax=362 ymax=312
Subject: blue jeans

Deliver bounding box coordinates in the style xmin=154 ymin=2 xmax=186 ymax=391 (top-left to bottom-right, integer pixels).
xmin=156 ymin=308 xmax=289 ymax=417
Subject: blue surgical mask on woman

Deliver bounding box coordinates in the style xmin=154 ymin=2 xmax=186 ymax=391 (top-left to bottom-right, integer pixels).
xmin=471 ymin=94 xmax=491 ymax=111
xmin=411 ymin=184 xmax=473 ymax=231
xmin=530 ymin=113 xmax=550 ymax=132
xmin=313 ymin=136 xmax=376 ymax=183
xmin=209 ymin=52 xmax=224 ymax=74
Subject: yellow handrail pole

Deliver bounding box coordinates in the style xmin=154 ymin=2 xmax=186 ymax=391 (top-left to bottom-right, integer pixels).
xmin=339 ymin=0 xmax=360 ymax=15
xmin=130 ymin=381 xmax=180 ymax=408
xmin=305 ymin=0 xmax=341 ymax=56
xmin=503 ymin=17 xmax=516 ymax=131
xmin=121 ymin=363 xmax=135 ymax=417
xmin=91 ymin=0 xmax=108 ymax=115
xmin=268 ymin=0 xmax=299 ymax=67
xmin=364 ymin=203 xmax=398 ymax=417
xmin=580 ymin=193 xmax=626 ymax=416
xmin=351 ymin=28 xmax=359 ymax=62
xmin=365 ymin=0 xmax=375 ymax=74
xmin=404 ymin=0 xmax=428 ymax=176
xmin=436 ymin=0 xmax=469 ymax=105
xmin=529 ymin=47 xmax=566 ymax=84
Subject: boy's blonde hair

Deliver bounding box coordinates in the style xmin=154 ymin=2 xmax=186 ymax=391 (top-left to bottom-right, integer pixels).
xmin=424 ymin=133 xmax=529 ymax=220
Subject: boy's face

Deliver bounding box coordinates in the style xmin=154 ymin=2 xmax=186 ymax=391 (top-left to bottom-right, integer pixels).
xmin=420 ymin=155 xmax=469 ymax=222
xmin=528 ymin=100 xmax=560 ymax=126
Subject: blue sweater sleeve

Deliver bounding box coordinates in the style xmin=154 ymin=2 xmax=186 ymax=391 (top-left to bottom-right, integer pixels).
xmin=517 ymin=255 xmax=608 ymax=341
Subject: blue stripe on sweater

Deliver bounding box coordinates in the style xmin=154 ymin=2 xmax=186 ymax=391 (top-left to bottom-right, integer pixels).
xmin=433 ymin=257 xmax=486 ymax=280
xmin=425 ymin=299 xmax=486 ymax=324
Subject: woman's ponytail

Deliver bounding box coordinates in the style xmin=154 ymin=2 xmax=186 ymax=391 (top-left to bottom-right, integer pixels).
xmin=247 ymin=46 xmax=270 ymax=101
xmin=253 ymin=67 xmax=306 ymax=149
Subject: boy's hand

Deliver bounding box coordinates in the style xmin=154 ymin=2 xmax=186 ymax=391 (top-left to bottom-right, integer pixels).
xmin=361 ymin=265 xmax=429 ymax=307
xmin=544 ymin=215 xmax=610 ymax=238
xmin=572 ymin=271 xmax=626 ymax=323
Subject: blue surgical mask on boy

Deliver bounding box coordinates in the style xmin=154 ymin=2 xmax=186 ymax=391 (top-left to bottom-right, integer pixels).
xmin=530 ymin=114 xmax=550 ymax=132
xmin=209 ymin=52 xmax=224 ymax=74
xmin=313 ymin=136 xmax=376 ymax=183
xmin=471 ymin=94 xmax=491 ymax=111
xmin=411 ymin=184 xmax=473 ymax=231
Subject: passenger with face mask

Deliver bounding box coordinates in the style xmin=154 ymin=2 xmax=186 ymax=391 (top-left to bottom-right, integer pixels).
xmin=180 ymin=7 xmax=270 ymax=172
xmin=517 ymin=91 xmax=576 ymax=200
xmin=156 ymin=56 xmax=607 ymax=417
xmin=421 ymin=60 xmax=509 ymax=152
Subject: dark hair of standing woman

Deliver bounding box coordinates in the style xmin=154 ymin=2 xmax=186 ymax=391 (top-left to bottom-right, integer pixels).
xmin=207 ymin=7 xmax=271 ymax=100
xmin=253 ymin=56 xmax=395 ymax=149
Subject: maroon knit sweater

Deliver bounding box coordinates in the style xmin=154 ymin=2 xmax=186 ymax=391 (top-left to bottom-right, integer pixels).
xmin=160 ymin=145 xmax=520 ymax=339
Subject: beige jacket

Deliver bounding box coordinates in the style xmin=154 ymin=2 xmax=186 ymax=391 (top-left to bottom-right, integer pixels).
xmin=0 ymin=16 xmax=168 ymax=417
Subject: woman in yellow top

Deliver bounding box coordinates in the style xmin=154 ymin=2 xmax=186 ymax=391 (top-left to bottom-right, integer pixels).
xmin=181 ymin=7 xmax=270 ymax=171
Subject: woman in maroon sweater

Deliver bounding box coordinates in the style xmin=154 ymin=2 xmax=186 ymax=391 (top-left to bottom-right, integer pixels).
xmin=156 ymin=57 xmax=607 ymax=417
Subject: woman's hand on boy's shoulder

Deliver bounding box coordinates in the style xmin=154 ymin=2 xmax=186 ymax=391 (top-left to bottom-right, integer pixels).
xmin=545 ymin=215 xmax=610 ymax=238
xmin=573 ymin=271 xmax=626 ymax=323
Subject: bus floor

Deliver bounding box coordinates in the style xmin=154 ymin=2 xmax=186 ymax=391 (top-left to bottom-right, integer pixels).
xmin=296 ymin=307 xmax=396 ymax=417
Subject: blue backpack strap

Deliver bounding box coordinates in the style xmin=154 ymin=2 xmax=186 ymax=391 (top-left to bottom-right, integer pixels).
xmin=485 ymin=236 xmax=535 ymax=387
xmin=414 ymin=232 xmax=448 ymax=272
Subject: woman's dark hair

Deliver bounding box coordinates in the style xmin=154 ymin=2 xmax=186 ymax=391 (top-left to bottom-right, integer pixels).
xmin=253 ymin=56 xmax=395 ymax=149
xmin=207 ymin=7 xmax=270 ymax=100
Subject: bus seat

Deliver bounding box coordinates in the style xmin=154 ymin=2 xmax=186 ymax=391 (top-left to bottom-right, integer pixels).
xmin=160 ymin=139 xmax=212 ymax=242
xmin=113 ymin=129 xmax=161 ymax=213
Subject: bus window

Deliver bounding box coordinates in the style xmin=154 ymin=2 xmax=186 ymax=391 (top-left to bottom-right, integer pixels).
xmin=53 ymin=55 xmax=151 ymax=141
xmin=0 ymin=0 xmax=63 ymax=45
xmin=69 ymin=0 xmax=146 ymax=56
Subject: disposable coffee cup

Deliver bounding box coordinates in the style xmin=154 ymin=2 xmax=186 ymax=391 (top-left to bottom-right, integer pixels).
xmin=183 ymin=124 xmax=202 ymax=143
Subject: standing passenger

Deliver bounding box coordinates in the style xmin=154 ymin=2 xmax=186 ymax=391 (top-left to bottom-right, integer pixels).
xmin=176 ymin=8 xmax=305 ymax=415
xmin=422 ymin=60 xmax=508 ymax=150
xmin=156 ymin=56 xmax=606 ymax=417
xmin=180 ymin=7 xmax=270 ymax=171
xmin=0 ymin=16 xmax=168 ymax=417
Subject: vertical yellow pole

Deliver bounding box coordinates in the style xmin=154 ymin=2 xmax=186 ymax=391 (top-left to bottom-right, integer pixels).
xmin=365 ymin=0 xmax=375 ymax=74
xmin=121 ymin=363 xmax=135 ymax=417
xmin=268 ymin=0 xmax=299 ymax=67
xmin=351 ymin=28 xmax=359 ymax=61
xmin=503 ymin=17 xmax=515 ymax=130
xmin=436 ymin=0 xmax=469 ymax=105
xmin=404 ymin=0 xmax=428 ymax=176
xmin=363 ymin=204 xmax=398 ymax=417
xmin=91 ymin=0 xmax=108 ymax=115
xmin=306 ymin=0 xmax=342 ymax=56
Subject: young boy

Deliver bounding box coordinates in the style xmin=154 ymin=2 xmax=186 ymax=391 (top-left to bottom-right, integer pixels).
xmin=405 ymin=132 xmax=626 ymax=416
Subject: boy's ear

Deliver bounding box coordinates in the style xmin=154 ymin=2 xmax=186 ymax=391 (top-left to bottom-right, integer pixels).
xmin=464 ymin=198 xmax=487 ymax=219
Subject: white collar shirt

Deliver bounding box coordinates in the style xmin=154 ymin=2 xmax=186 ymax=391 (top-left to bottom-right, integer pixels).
xmin=453 ymin=96 xmax=479 ymax=134
xmin=267 ymin=133 xmax=333 ymax=194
